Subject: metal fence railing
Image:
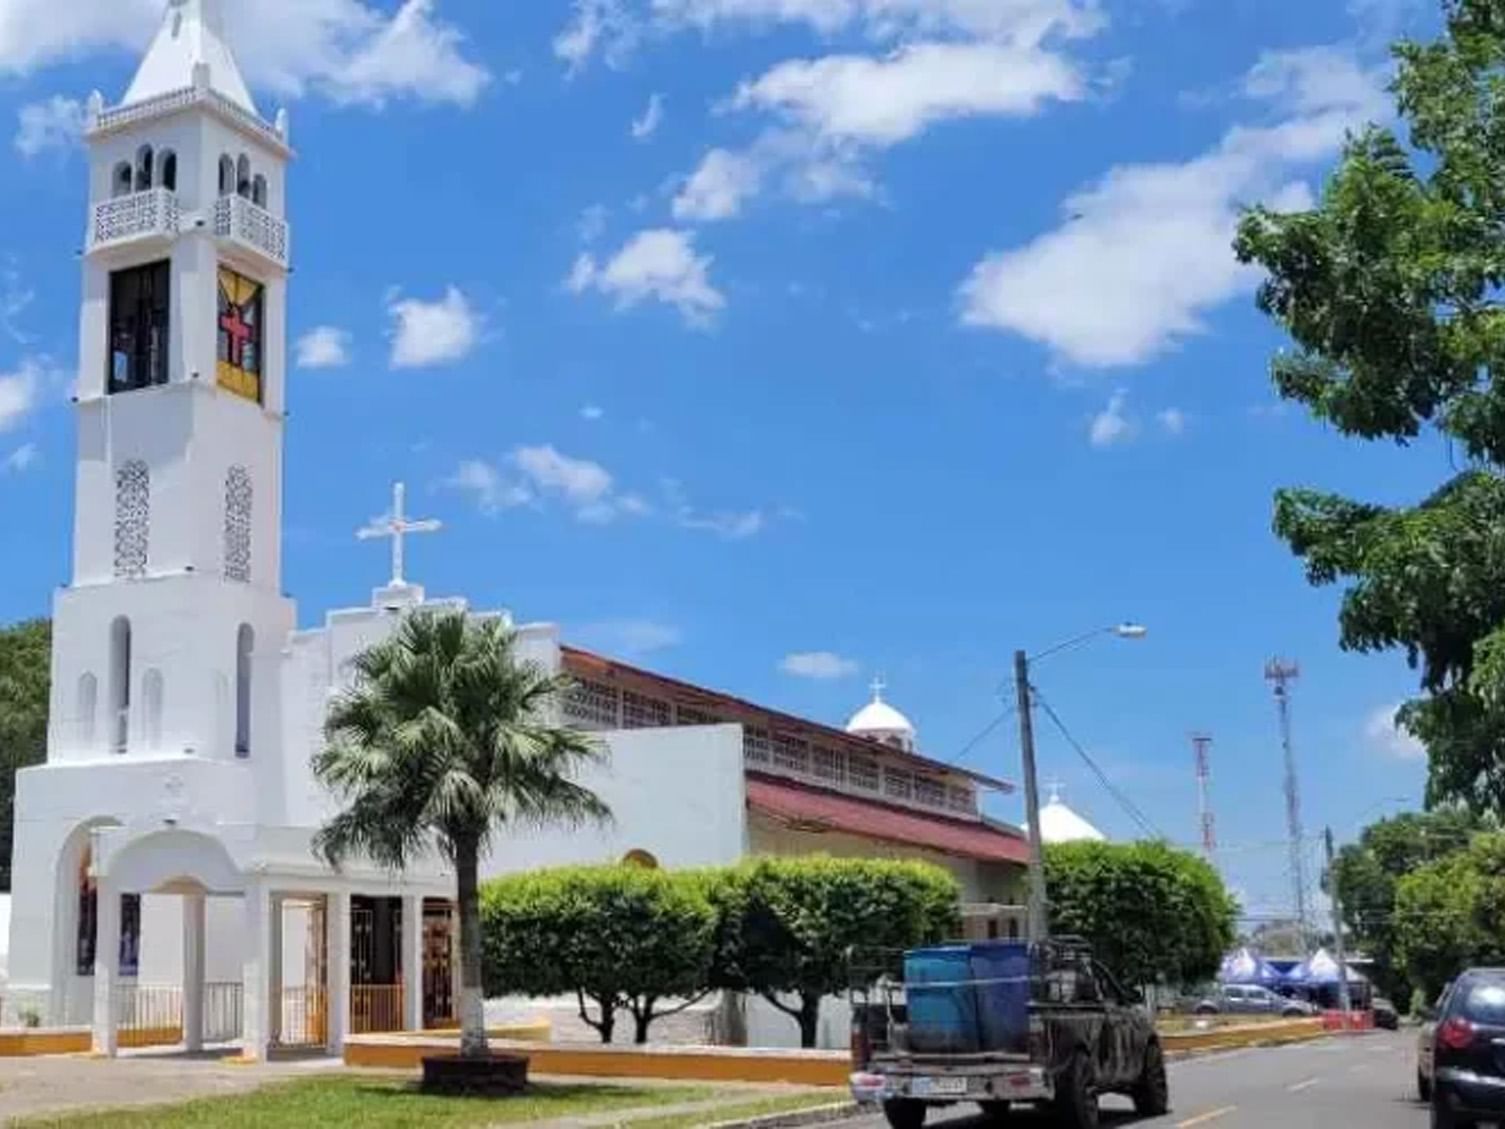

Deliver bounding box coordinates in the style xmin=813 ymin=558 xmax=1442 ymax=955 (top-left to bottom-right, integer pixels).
xmin=116 ymin=984 xmax=183 ymax=1049
xmin=203 ymin=982 xmax=243 ymax=1044
xmin=351 ymin=984 xmax=405 ymax=1035
xmin=277 ymin=987 xmax=327 ymax=1049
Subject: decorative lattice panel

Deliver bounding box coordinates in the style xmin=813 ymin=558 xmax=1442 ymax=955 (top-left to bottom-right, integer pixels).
xmin=744 ymin=728 xmax=772 ymax=766
xmin=113 ymin=460 xmax=150 ymax=578
xmin=848 ymin=754 xmax=880 ymax=792
xmin=949 ymin=786 xmax=975 ymax=814
xmin=675 ymin=705 xmax=720 ymax=727
xmin=223 ymin=466 xmax=253 ymax=582
xmin=772 ymin=733 xmax=809 ymax=774
xmin=622 ymin=689 xmax=672 ymax=729
xmin=914 ymin=775 xmax=948 ymax=809
xmin=564 ymin=679 xmax=619 ymax=729
xmin=811 ymin=747 xmax=846 ymax=786
xmin=883 ymin=768 xmax=915 ymax=802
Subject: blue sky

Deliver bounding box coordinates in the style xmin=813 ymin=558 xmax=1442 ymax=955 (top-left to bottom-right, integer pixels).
xmin=0 ymin=0 xmax=1446 ymax=915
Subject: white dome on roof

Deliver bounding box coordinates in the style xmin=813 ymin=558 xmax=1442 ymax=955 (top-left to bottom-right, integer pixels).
xmin=1034 ymin=788 xmax=1107 ymax=845
xmin=846 ymin=679 xmax=917 ymax=751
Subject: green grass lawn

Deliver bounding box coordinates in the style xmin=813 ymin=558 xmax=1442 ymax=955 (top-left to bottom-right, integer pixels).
xmin=622 ymin=1092 xmax=849 ymax=1129
xmin=17 ymin=1076 xmax=717 ymax=1129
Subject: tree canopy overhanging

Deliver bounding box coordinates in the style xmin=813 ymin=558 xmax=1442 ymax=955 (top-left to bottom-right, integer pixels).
xmin=1235 ymin=0 xmax=1505 ymax=812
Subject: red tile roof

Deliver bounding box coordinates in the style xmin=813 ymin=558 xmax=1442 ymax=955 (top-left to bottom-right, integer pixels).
xmin=746 ymin=773 xmax=1030 ymax=865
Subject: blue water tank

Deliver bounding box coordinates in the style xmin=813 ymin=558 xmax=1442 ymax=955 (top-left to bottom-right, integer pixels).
xmin=969 ymin=941 xmax=1032 ymax=1054
xmin=904 ymin=946 xmax=981 ymax=1054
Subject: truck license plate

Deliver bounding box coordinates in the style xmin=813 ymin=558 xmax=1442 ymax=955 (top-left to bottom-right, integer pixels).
xmin=912 ymin=1077 xmax=968 ymax=1097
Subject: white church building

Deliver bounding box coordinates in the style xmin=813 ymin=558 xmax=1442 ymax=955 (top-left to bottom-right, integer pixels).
xmin=6 ymin=0 xmax=1029 ymax=1059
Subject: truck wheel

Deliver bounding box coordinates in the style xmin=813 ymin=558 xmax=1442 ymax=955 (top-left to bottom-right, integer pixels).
xmin=1132 ymin=1041 xmax=1170 ymax=1116
xmin=1052 ymin=1052 xmax=1099 ymax=1129
xmin=882 ymin=1099 xmax=927 ymax=1129
xmin=978 ymin=1100 xmax=1013 ymax=1124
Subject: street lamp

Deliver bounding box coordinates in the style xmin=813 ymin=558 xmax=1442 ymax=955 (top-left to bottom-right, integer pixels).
xmin=1016 ymin=623 xmax=1148 ymax=943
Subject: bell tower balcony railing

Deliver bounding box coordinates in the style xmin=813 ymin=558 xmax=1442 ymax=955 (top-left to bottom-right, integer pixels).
xmin=214 ymin=194 xmax=289 ymax=270
xmin=88 ymin=188 xmax=181 ymax=254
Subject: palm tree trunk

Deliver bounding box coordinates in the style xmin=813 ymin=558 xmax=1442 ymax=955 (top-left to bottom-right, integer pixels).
xmin=456 ymin=838 xmax=488 ymax=1059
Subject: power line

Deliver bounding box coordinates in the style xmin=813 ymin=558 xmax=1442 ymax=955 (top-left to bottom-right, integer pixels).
xmin=1030 ymin=687 xmax=1164 ymax=840
xmin=945 ymin=703 xmax=1017 ymax=767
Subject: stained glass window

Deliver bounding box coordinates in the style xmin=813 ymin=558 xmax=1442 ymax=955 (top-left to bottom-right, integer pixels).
xmin=217 ymin=266 xmax=264 ymax=404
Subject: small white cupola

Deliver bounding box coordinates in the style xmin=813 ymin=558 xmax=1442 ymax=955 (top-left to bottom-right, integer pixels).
xmin=846 ymin=678 xmax=918 ymax=753
xmin=1035 ymin=785 xmax=1108 ymax=845
xmin=124 ymin=0 xmax=257 ymax=115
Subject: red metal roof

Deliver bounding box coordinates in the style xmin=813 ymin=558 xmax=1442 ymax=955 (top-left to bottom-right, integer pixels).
xmin=746 ymin=774 xmax=1031 ymax=865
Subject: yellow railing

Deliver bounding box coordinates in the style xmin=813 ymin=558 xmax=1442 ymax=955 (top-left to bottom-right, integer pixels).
xmin=278 ymin=987 xmax=328 ymax=1048
xmin=351 ymin=984 xmax=405 ymax=1035
xmin=115 ymin=984 xmax=183 ymax=1049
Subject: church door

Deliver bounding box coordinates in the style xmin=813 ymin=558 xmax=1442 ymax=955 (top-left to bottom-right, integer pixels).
xmin=421 ymin=900 xmax=455 ymax=1029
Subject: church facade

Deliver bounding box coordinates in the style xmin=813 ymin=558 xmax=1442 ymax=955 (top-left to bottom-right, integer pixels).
xmin=6 ymin=0 xmax=1028 ymax=1058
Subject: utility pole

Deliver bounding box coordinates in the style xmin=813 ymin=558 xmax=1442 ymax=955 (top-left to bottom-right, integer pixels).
xmin=1014 ymin=649 xmax=1049 ymax=943
xmin=1325 ymin=827 xmax=1354 ymax=1025
xmin=1265 ymin=659 xmax=1310 ymax=952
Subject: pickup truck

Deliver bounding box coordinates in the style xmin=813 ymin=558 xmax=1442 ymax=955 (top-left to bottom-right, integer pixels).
xmin=849 ymin=937 xmax=1168 ymax=1129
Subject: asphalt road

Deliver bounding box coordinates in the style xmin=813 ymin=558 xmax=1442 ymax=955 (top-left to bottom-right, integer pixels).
xmin=833 ymin=1030 xmax=1438 ymax=1129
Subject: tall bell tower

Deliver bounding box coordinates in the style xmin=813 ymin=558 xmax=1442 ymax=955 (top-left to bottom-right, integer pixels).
xmin=49 ymin=0 xmax=295 ymax=764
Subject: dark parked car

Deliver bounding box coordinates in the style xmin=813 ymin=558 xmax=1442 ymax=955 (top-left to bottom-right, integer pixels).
xmin=1373 ymin=997 xmax=1399 ymax=1031
xmin=1430 ymin=968 xmax=1505 ymax=1127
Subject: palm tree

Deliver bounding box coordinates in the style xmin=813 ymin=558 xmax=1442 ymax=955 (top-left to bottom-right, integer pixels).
xmin=314 ymin=609 xmax=610 ymax=1059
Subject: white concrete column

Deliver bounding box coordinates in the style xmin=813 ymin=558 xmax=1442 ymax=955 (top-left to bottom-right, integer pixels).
xmin=327 ymin=891 xmax=350 ymax=1053
xmin=182 ymin=892 xmax=206 ymax=1052
xmin=401 ymin=895 xmax=423 ymax=1033
xmin=91 ymin=882 xmax=120 ymax=1057
xmin=239 ymin=880 xmax=273 ymax=1062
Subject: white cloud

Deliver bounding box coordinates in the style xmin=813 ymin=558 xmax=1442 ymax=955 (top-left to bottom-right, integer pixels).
xmin=388 ymin=286 xmax=481 ymax=368
xmin=0 ymin=359 xmax=40 ymax=434
xmin=14 ymin=95 xmax=84 ymax=157
xmin=295 ymin=325 xmax=353 ymax=369
xmin=578 ymin=204 xmax=610 ymax=244
xmin=568 ymin=229 xmax=726 ymax=327
xmin=1088 ymin=389 xmax=1134 ymax=448
xmin=581 ymin=404 xmax=605 ymax=421
xmin=734 ymin=40 xmax=1084 ymax=147
xmin=513 ymin=444 xmax=616 ymax=521
xmin=575 ymin=618 xmax=682 ymax=657
xmin=1157 ymin=407 xmax=1188 ymax=436
xmin=1 ymin=442 xmax=37 ymax=474
xmin=780 ymin=651 xmax=860 ymax=680
xmin=631 ymin=92 xmax=665 ymax=139
xmin=1365 ymin=702 xmax=1425 ymax=760
xmin=673 ymin=148 xmax=765 ymax=222
xmin=959 ymin=46 xmax=1389 ymax=368
xmin=446 ymin=459 xmax=531 ymax=516
xmin=558 ymin=0 xmax=1103 ymax=69
xmin=0 ymin=0 xmax=489 ymax=109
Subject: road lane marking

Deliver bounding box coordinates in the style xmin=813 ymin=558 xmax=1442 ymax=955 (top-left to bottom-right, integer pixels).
xmin=1177 ymin=1107 xmax=1238 ymax=1127
xmin=1348 ymin=1063 xmax=1371 ymax=1074
xmin=1288 ymin=1077 xmax=1321 ymax=1093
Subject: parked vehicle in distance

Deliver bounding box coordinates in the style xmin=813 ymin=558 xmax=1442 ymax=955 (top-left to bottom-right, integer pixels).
xmin=1192 ymin=985 xmax=1316 ymax=1018
xmin=1429 ymin=969 xmax=1505 ymax=1127
xmin=1372 ymin=997 xmax=1399 ymax=1031
xmin=850 ymin=937 xmax=1167 ymax=1129
xmin=1418 ymin=983 xmax=1454 ymax=1103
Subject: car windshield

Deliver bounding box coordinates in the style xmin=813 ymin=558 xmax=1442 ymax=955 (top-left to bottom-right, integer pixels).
xmin=1460 ymin=980 xmax=1505 ymax=1024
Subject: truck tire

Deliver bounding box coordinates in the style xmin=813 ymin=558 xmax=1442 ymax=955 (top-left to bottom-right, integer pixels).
xmin=882 ymin=1099 xmax=927 ymax=1129
xmin=978 ymin=1100 xmax=1013 ymax=1124
xmin=1132 ymin=1041 xmax=1170 ymax=1116
xmin=1052 ymin=1052 xmax=1099 ymax=1129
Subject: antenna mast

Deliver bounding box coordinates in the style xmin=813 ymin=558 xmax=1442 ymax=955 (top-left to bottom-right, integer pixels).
xmin=1265 ymin=659 xmax=1310 ymax=951
xmin=1191 ymin=733 xmax=1216 ymax=862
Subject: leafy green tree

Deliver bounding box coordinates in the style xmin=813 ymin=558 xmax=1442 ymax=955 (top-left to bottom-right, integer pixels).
xmin=315 ymin=610 xmax=610 ymax=1059
xmin=481 ymin=865 xmax=717 ymax=1044
xmin=1333 ymin=810 xmax=1484 ymax=1004
xmin=1235 ymin=0 xmax=1505 ymax=809
xmin=1045 ymin=841 xmax=1238 ymax=989
xmin=0 ymin=619 xmax=50 ymax=892
xmin=1395 ymin=832 xmax=1505 ymax=998
xmin=712 ymin=857 xmax=961 ymax=1048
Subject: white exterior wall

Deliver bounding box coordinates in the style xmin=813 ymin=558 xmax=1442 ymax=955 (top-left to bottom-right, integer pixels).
xmin=485 ymin=725 xmax=749 ymax=874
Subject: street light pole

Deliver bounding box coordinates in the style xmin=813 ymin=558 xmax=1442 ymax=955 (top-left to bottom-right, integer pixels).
xmin=1014 ymin=623 xmax=1147 ymax=945
xmin=1014 ymin=648 xmax=1049 ymax=943
xmin=1325 ymin=827 xmax=1354 ymax=1025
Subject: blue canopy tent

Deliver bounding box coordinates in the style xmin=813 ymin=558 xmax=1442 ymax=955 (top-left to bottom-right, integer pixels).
xmin=1284 ymin=949 xmax=1371 ymax=1009
xmin=1218 ymin=948 xmax=1284 ymax=988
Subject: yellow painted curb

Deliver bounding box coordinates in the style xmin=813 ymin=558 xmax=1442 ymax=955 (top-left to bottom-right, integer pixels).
xmin=1161 ymin=1018 xmax=1326 ymax=1055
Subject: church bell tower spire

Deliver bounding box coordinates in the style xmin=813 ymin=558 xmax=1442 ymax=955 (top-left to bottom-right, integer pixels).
xmin=47 ymin=0 xmax=296 ymax=764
